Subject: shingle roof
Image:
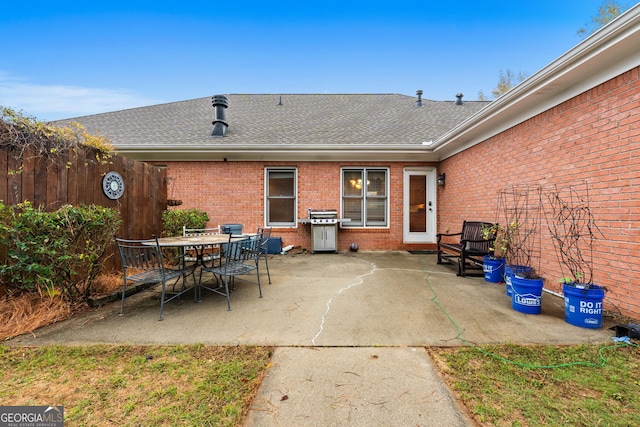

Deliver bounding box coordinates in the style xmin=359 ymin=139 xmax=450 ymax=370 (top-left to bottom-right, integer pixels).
xmin=65 ymin=93 xmax=487 ymax=147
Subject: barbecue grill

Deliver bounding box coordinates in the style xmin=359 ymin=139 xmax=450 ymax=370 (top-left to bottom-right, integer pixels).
xmin=310 ymin=209 xmax=339 ymax=224
xmin=299 ymin=209 xmax=350 ymax=253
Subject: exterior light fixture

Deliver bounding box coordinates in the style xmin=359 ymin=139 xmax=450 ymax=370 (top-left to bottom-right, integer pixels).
xmin=437 ymin=173 xmax=446 ymax=187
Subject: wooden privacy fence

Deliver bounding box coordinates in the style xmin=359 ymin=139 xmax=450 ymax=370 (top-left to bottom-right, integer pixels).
xmin=0 ymin=145 xmax=167 ymax=271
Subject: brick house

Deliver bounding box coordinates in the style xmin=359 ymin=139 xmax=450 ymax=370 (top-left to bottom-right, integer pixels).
xmin=72 ymin=93 xmax=487 ymax=252
xmin=435 ymin=6 xmax=640 ymax=319
xmin=72 ymin=5 xmax=639 ymax=318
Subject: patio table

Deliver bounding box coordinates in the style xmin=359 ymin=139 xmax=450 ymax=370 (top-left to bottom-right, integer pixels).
xmin=148 ymin=234 xmax=250 ymax=301
xmin=154 ymin=234 xmax=244 ymax=248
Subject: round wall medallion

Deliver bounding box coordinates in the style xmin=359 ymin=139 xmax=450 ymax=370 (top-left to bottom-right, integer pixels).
xmin=102 ymin=171 xmax=125 ymax=199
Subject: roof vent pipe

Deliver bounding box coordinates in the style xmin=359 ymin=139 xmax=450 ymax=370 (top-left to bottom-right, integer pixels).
xmin=416 ymin=90 xmax=423 ymax=107
xmin=455 ymin=93 xmax=463 ymax=105
xmin=211 ymin=95 xmax=229 ymax=137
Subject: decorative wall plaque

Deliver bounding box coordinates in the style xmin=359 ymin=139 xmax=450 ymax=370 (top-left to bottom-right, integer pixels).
xmin=102 ymin=171 xmax=125 ymax=199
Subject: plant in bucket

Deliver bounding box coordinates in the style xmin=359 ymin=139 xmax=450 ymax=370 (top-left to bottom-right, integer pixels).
xmin=498 ymin=185 xmax=546 ymax=314
xmin=545 ymin=183 xmax=605 ymax=329
xmin=481 ymin=223 xmax=506 ymax=283
xmin=496 ymin=185 xmax=544 ymax=312
xmin=484 ymin=220 xmax=525 ymax=297
xmin=510 ymin=267 xmax=544 ymax=315
xmin=558 ymin=275 xmax=606 ymax=329
xmin=507 ymin=220 xmax=545 ymax=315
xmin=496 ymin=219 xmax=543 ymax=314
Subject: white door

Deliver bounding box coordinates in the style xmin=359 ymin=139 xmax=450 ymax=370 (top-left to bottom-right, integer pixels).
xmin=403 ymin=167 xmax=437 ymax=243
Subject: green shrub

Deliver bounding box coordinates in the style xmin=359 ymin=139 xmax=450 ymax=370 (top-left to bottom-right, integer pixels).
xmin=0 ymin=202 xmax=121 ymax=302
xmin=161 ymin=209 xmax=210 ymax=237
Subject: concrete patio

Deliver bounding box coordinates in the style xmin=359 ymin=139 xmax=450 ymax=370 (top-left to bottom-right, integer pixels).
xmin=9 ymin=251 xmax=615 ymax=426
xmin=11 ymin=250 xmax=613 ymax=347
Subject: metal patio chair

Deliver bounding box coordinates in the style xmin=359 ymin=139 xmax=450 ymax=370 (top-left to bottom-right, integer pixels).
xmin=198 ymin=232 xmax=263 ymax=310
xmin=115 ymin=236 xmax=193 ymax=321
xmin=182 ymin=225 xmax=222 ymax=268
xmin=257 ymin=226 xmax=272 ymax=284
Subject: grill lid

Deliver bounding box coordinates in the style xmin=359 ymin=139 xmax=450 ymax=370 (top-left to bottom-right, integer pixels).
xmin=310 ymin=209 xmax=338 ymax=218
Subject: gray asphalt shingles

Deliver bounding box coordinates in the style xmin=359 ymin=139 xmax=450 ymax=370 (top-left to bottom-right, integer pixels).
xmin=60 ymin=93 xmax=488 ymax=148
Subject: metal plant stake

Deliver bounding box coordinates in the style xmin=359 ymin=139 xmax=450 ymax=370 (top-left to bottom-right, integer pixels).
xmin=543 ymin=182 xmax=602 ymax=288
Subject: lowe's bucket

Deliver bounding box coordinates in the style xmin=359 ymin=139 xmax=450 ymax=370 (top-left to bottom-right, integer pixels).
xmin=483 ymin=256 xmax=505 ymax=283
xmin=563 ymin=284 xmax=605 ymax=329
xmin=505 ymin=265 xmax=532 ymax=297
xmin=511 ymin=275 xmax=544 ymax=314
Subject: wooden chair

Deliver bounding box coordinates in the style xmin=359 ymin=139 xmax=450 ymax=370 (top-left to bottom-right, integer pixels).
xmin=436 ymin=221 xmax=496 ymax=276
xmin=199 ymin=233 xmax=263 ymax=310
xmin=257 ymin=226 xmax=272 ymax=284
xmin=115 ymin=236 xmax=192 ymax=321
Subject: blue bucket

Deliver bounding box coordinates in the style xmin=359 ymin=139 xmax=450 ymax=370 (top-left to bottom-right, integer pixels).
xmin=483 ymin=256 xmax=505 ymax=283
xmin=505 ymin=265 xmax=531 ymax=297
xmin=563 ymin=284 xmax=605 ymax=329
xmin=511 ymin=275 xmax=544 ymax=314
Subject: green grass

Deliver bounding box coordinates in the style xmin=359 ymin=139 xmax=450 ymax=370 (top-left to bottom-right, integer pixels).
xmin=2 ymin=342 xmax=638 ymax=426
xmin=0 ymin=344 xmax=273 ymax=427
xmin=428 ymin=342 xmax=640 ymax=426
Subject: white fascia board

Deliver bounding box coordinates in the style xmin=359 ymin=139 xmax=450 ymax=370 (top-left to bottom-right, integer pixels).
xmin=432 ymin=3 xmax=640 ymax=160
xmin=114 ymin=144 xmax=440 ymax=162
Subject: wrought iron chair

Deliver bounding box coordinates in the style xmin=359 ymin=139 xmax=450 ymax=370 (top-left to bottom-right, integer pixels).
xmin=182 ymin=225 xmax=222 ymax=268
xmin=198 ymin=232 xmax=263 ymax=310
xmin=115 ymin=236 xmax=192 ymax=321
xmin=257 ymin=226 xmax=272 ymax=284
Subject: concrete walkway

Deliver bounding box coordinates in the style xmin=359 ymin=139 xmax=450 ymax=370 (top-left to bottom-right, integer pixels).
xmin=9 ymin=251 xmax=614 ymax=426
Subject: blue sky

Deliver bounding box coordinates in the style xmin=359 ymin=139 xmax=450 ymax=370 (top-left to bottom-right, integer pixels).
xmin=0 ymin=0 xmax=620 ymax=121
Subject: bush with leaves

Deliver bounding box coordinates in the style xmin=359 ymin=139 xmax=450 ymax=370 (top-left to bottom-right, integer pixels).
xmin=0 ymin=202 xmax=121 ymax=302
xmin=160 ymin=208 xmax=210 ymax=264
xmin=162 ymin=209 xmax=210 ymax=237
xmin=1 ymin=107 xmax=114 ymax=172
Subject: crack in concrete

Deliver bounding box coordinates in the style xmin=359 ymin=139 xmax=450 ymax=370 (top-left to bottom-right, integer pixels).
xmin=311 ymin=260 xmax=429 ymax=345
xmin=312 ymin=260 xmax=378 ymax=345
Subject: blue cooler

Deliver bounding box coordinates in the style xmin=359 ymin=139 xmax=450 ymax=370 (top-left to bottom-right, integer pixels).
xmin=265 ymin=237 xmax=282 ymax=254
xmin=221 ymin=224 xmax=243 ymax=254
xmin=221 ymin=223 xmax=243 ymax=235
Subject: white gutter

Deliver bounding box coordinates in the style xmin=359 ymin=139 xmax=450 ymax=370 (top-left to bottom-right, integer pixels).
xmin=431 ymin=3 xmax=640 ymax=160
xmin=116 ymin=144 xmax=441 ymax=162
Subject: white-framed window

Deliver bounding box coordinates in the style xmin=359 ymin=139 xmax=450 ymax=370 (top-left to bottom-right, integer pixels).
xmin=265 ymin=168 xmax=297 ymax=227
xmin=341 ymin=167 xmax=389 ymax=227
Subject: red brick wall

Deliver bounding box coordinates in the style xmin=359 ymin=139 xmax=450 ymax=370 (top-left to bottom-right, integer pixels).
xmin=156 ymin=161 xmax=437 ymax=253
xmin=439 ymin=67 xmax=640 ymax=319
